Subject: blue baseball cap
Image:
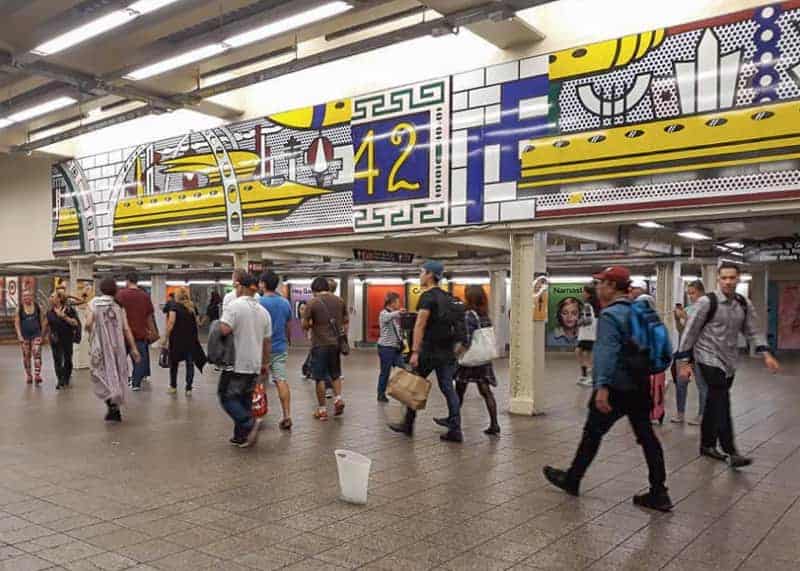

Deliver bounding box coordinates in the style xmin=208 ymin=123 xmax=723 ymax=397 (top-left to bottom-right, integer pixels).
xmin=421 ymin=260 xmax=444 ymax=279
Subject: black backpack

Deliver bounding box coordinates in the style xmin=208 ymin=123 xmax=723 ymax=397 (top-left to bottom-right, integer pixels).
xmin=701 ymin=292 xmax=747 ymax=330
xmin=437 ymin=291 xmax=468 ymax=348
xmin=70 ymin=306 xmax=82 ymax=344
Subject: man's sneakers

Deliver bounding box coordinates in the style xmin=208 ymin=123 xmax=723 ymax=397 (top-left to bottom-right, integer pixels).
xmin=728 ymin=454 xmax=753 ymax=469
xmin=670 ymin=414 xmax=685 ymax=424
xmin=433 ymin=417 xmax=450 ymax=428
xmin=687 ymin=415 xmax=702 ymax=426
xmin=388 ymin=423 xmax=413 ymax=437
xmin=576 ymin=377 xmax=592 ymax=386
xmin=633 ymin=491 xmax=673 ymax=512
xmin=334 ymin=398 xmax=345 ymax=416
xmin=700 ymin=446 xmax=728 ymax=462
xmin=314 ymin=408 xmax=329 ymax=421
xmin=543 ymin=466 xmax=579 ymax=496
xmin=167 ymin=386 xmax=177 ymax=395
xmin=440 ymin=431 xmax=463 ymax=443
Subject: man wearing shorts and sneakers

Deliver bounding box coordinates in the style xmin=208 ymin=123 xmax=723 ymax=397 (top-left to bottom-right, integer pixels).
xmin=676 ymin=262 xmax=780 ymax=468
xmin=303 ymin=277 xmax=348 ymax=421
xmin=259 ymin=270 xmax=293 ymax=430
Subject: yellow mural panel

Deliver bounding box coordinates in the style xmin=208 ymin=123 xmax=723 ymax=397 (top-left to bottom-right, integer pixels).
xmin=548 ymin=30 xmax=665 ymax=80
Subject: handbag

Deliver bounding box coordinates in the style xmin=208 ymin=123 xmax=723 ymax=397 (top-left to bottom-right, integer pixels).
xmin=318 ymin=296 xmax=350 ymax=355
xmin=387 ymin=368 xmax=431 ymax=410
xmin=158 ymin=347 xmax=170 ymax=369
xmin=458 ymin=311 xmax=499 ymax=367
xmin=252 ymin=382 xmax=268 ymax=418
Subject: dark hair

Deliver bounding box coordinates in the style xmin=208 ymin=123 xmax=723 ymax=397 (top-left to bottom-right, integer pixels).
xmin=687 ymin=280 xmax=705 ymax=293
xmin=260 ymin=270 xmax=280 ymax=292
xmin=99 ymin=277 xmax=118 ymax=297
xmin=232 ymin=268 xmax=247 ymax=283
xmin=311 ymin=277 xmax=330 ymax=293
xmin=464 ymin=285 xmax=488 ymax=315
xmin=125 ymin=272 xmax=139 ymax=284
xmin=718 ymin=261 xmax=740 ymax=275
xmin=583 ymin=284 xmax=601 ymax=314
xmin=209 ymin=291 xmax=222 ymax=304
xmin=556 ymin=297 xmax=581 ymax=328
xmin=384 ymin=291 xmax=400 ymax=308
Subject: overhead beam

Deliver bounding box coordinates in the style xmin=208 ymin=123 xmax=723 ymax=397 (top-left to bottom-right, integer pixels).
xmin=436 ymin=233 xmax=510 ymax=252
xmin=551 ymin=227 xmax=676 ymax=255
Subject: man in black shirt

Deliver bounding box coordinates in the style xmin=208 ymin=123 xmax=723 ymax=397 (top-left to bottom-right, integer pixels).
xmin=389 ymin=260 xmax=463 ymax=442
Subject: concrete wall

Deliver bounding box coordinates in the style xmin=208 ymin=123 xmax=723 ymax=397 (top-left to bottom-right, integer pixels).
xmin=0 ymin=155 xmax=53 ymax=264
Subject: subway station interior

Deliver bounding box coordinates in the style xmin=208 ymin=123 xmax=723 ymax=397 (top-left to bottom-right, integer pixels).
xmin=1 ymin=0 xmax=800 ymax=569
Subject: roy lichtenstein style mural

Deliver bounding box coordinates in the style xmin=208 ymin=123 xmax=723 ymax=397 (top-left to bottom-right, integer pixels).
xmin=54 ymin=2 xmax=800 ymax=255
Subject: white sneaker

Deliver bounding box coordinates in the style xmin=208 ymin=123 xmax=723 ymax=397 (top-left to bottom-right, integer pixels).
xmin=688 ymin=415 xmax=702 ymax=426
xmin=581 ymin=378 xmax=593 ymax=387
xmin=670 ymin=414 xmax=685 ymax=424
xmin=577 ymin=376 xmax=587 ymax=386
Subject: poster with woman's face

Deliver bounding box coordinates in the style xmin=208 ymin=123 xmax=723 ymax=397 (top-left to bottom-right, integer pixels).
xmin=547 ymin=283 xmax=584 ymax=348
xmin=778 ymin=283 xmax=800 ymax=350
xmin=289 ymin=286 xmax=313 ymax=345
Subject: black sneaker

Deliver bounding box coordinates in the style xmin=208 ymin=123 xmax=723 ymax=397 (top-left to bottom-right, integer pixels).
xmin=229 ymin=437 xmax=246 ymax=446
xmin=484 ymin=425 xmax=501 ymax=436
xmin=440 ymin=431 xmax=463 ymax=443
xmin=700 ymin=446 xmax=728 ymax=462
xmin=433 ymin=417 xmax=450 ymax=428
xmin=104 ymin=407 xmax=122 ymax=422
xmin=543 ymin=466 xmax=579 ymax=496
xmin=388 ymin=423 xmax=413 ymax=437
xmin=377 ymin=395 xmax=389 ymax=403
xmin=633 ymin=491 xmax=673 ymax=512
xmin=728 ymin=454 xmax=753 ymax=469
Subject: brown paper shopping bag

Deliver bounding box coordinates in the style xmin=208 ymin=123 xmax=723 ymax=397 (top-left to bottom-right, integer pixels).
xmin=387 ymin=368 xmax=431 ymax=410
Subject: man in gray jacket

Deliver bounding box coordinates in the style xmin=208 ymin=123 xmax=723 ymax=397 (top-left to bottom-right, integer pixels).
xmin=676 ymin=262 xmax=780 ymax=467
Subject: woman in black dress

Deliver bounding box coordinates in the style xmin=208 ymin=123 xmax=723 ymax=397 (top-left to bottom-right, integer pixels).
xmin=455 ymin=285 xmax=499 ymax=435
xmin=163 ymin=289 xmax=206 ymax=396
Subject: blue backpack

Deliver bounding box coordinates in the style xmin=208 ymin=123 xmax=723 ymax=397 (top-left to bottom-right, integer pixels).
xmin=628 ymin=299 xmax=673 ymax=374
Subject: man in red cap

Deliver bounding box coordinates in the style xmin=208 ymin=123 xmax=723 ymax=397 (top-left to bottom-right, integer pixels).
xmin=543 ymin=266 xmax=672 ymax=512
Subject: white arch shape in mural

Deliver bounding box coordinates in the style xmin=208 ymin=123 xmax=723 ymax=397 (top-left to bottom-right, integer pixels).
xmin=61 ymin=160 xmax=104 ymax=253
xmin=199 ymin=128 xmax=243 ymax=242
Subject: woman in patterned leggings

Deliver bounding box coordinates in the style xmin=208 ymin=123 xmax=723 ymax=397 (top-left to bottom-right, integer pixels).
xmin=14 ymin=292 xmax=47 ymax=385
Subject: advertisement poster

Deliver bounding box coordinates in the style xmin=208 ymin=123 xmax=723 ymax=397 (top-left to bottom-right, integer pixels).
xmin=289 ymin=286 xmax=313 ymax=345
xmin=547 ymin=283 xmax=584 ymax=348
xmin=778 ymin=283 xmax=800 ymax=350
xmin=366 ymin=285 xmax=405 ymax=343
xmin=6 ymin=277 xmax=18 ymax=309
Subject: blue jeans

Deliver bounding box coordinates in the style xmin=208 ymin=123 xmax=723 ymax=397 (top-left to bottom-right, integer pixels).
xmin=405 ymin=353 xmax=461 ymax=432
xmin=377 ymin=345 xmax=404 ymax=397
xmin=130 ymin=340 xmax=150 ymax=388
xmin=218 ymin=371 xmax=256 ymax=441
xmin=675 ymin=364 xmax=708 ymax=416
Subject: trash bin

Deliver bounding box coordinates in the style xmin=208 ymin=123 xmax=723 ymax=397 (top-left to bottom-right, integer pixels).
xmin=335 ymin=449 xmax=372 ymax=504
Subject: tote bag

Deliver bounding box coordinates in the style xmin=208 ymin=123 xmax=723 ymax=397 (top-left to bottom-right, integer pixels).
xmin=458 ymin=311 xmax=499 ymax=367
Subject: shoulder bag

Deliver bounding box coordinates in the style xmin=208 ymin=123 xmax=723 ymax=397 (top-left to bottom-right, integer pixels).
xmin=318 ymin=297 xmax=350 ymax=355
xmin=458 ymin=311 xmax=499 ymax=367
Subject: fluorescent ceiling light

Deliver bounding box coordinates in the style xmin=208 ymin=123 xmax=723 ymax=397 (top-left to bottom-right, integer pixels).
xmin=124 ymin=43 xmax=228 ymax=80
xmin=0 ymin=119 xmax=13 ymax=129
xmin=225 ymin=1 xmax=353 ymax=48
xmin=725 ymin=242 xmax=744 ymax=249
xmin=637 ymin=221 xmax=664 ymax=229
xmin=677 ymin=230 xmax=711 ymax=240
xmin=31 ymin=1 xmax=181 ymax=56
xmin=6 ymin=96 xmax=77 ymax=123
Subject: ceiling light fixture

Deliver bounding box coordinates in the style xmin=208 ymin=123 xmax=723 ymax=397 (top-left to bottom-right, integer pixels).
xmin=677 ymin=230 xmax=711 ymax=241
xmin=31 ymin=0 xmax=182 ymax=56
xmin=124 ymin=43 xmax=228 ymax=80
xmin=0 ymin=119 xmax=13 ymax=129
xmin=637 ymin=221 xmax=665 ymax=229
xmin=225 ymin=1 xmax=352 ymax=48
xmin=0 ymin=96 xmax=77 ymax=127
xmin=724 ymin=242 xmax=744 ymax=249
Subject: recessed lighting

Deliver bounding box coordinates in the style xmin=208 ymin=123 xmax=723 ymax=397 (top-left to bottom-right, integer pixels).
xmin=724 ymin=242 xmax=744 ymax=249
xmin=124 ymin=43 xmax=228 ymax=80
xmin=637 ymin=221 xmax=664 ymax=229
xmin=677 ymin=230 xmax=711 ymax=240
xmin=5 ymin=96 xmax=77 ymax=123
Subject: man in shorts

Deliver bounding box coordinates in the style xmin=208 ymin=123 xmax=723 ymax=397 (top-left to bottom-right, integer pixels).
xmin=303 ymin=277 xmax=348 ymax=421
xmin=259 ymin=270 xmax=293 ymax=430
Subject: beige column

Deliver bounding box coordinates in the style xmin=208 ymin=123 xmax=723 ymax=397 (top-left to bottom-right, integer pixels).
xmin=509 ymin=232 xmax=547 ymax=416
xmin=749 ymin=265 xmax=769 ymax=355
xmin=489 ymin=269 xmax=509 ymax=356
xmin=701 ymin=263 xmax=718 ymax=293
xmin=233 ymin=251 xmax=250 ymax=270
xmin=655 ymin=261 xmax=682 ymax=338
xmin=150 ymin=265 xmax=167 ymax=334
xmin=68 ymin=258 xmax=94 ymax=369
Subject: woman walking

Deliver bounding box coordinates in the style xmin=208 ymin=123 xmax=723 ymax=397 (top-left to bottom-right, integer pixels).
xmin=164 ymin=289 xmax=206 ymax=396
xmin=47 ymin=291 xmax=80 ymax=389
xmin=85 ymin=278 xmax=139 ymax=422
xmin=576 ymin=285 xmax=599 ymax=386
xmin=206 ymin=291 xmax=222 ymax=323
xmin=455 ymin=285 xmax=500 ymax=435
xmin=14 ymin=292 xmax=47 ymax=385
xmin=376 ymin=292 xmax=405 ymax=403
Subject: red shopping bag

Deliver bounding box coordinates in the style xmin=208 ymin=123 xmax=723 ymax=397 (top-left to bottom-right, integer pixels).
xmin=252 ymin=382 xmax=268 ymax=418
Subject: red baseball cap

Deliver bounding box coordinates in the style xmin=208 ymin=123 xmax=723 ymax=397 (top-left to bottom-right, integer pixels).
xmin=592 ymin=266 xmax=631 ymax=284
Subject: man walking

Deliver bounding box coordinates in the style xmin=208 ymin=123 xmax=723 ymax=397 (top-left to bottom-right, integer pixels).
xmin=388 ymin=260 xmax=463 ymax=443
xmin=303 ymin=277 xmax=347 ymax=421
xmin=115 ymin=272 xmax=154 ymax=391
xmin=543 ymin=266 xmax=672 ymax=512
xmin=218 ymin=273 xmax=271 ymax=448
xmin=676 ymin=262 xmax=780 ymax=467
xmin=259 ymin=270 xmax=293 ymax=430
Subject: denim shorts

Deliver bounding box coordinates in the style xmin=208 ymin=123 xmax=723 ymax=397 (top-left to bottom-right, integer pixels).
xmin=269 ymin=352 xmax=289 ymax=383
xmin=311 ymin=345 xmax=341 ymax=382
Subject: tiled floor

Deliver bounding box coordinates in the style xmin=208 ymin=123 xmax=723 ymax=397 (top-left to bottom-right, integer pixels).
xmin=0 ymin=344 xmax=797 ymax=570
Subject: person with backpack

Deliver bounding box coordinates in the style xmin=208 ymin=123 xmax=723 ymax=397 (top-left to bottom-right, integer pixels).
xmin=47 ymin=291 xmax=80 ymax=389
xmin=671 ymin=280 xmax=707 ymax=425
xmin=576 ymin=284 xmax=599 ymax=386
xmin=676 ymin=262 xmax=780 ymax=468
xmin=388 ymin=260 xmax=463 ymax=443
xmin=14 ymin=291 xmax=48 ymax=385
xmin=376 ymin=292 xmax=405 ymax=403
xmin=543 ymin=266 xmax=672 ymax=512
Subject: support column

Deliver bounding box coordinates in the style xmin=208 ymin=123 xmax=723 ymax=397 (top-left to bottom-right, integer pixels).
xmin=655 ymin=261 xmax=682 ymax=337
xmin=151 ymin=265 xmax=167 ymax=334
xmin=233 ymin=251 xmax=250 ymax=270
xmin=509 ymin=232 xmax=547 ymax=416
xmin=68 ymin=258 xmax=94 ymax=369
xmin=701 ymin=263 xmax=718 ymax=293
xmin=749 ymin=265 xmax=769 ymax=355
xmin=489 ymin=269 xmax=509 ymax=356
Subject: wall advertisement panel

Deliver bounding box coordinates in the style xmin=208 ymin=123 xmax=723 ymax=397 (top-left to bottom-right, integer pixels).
xmin=547 ymin=283 xmax=584 ymax=348
xmin=52 ymin=2 xmax=800 ymax=255
xmin=777 ymin=282 xmax=800 ymax=349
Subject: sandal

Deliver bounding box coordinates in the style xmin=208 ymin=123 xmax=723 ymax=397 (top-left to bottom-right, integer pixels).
xmin=279 ymin=418 xmax=293 ymax=431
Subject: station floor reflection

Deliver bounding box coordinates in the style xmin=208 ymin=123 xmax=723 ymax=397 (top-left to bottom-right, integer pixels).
xmin=0 ymin=345 xmax=797 ymax=570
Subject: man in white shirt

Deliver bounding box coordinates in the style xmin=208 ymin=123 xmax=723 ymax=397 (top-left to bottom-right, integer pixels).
xmin=223 ymin=268 xmax=260 ymax=313
xmin=219 ymin=272 xmax=271 ymax=448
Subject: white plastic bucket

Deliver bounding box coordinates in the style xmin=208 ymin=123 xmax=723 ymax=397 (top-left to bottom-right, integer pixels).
xmin=335 ymin=449 xmax=372 ymax=504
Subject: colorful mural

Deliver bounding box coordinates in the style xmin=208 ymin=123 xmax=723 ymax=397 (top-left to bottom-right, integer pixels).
xmin=53 ymin=2 xmax=800 ymax=254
